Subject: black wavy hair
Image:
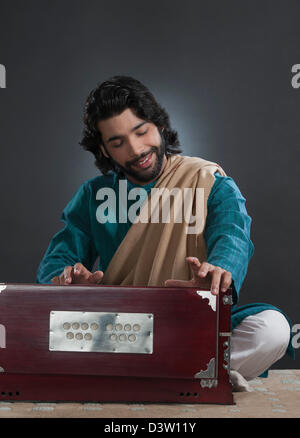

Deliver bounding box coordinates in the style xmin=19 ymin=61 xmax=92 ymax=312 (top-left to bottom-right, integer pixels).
xmin=79 ymin=75 xmax=182 ymax=174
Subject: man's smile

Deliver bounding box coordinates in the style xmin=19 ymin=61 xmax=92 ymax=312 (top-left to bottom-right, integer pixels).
xmin=131 ymin=152 xmax=153 ymax=169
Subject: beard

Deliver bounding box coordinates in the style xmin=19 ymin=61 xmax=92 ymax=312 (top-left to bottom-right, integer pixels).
xmin=105 ymin=133 xmax=166 ymax=184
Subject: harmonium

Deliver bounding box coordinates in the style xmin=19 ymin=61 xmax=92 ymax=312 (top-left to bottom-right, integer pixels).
xmin=0 ymin=283 xmax=234 ymax=404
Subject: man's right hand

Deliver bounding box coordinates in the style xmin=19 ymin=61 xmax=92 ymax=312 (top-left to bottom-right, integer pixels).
xmin=51 ymin=263 xmax=104 ymax=285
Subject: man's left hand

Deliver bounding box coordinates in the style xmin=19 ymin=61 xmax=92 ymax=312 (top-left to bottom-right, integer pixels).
xmin=164 ymin=257 xmax=232 ymax=295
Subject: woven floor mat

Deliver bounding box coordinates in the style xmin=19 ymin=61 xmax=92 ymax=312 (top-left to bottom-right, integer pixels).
xmin=0 ymin=370 xmax=299 ymax=418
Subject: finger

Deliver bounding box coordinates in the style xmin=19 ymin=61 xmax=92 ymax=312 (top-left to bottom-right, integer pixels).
xmin=186 ymin=258 xmax=211 ymax=278
xmin=197 ymin=262 xmax=213 ymax=278
xmin=63 ymin=266 xmax=73 ymax=284
xmin=51 ymin=276 xmax=59 ymax=285
xmin=220 ymin=271 xmax=232 ymax=292
xmin=73 ymin=262 xmax=90 ymax=279
xmin=164 ymin=279 xmax=192 ymax=287
xmin=88 ymin=271 xmax=104 ymax=284
xmin=186 ymin=257 xmax=201 ymax=268
xmin=210 ymin=267 xmax=224 ymax=295
xmin=186 ymin=257 xmax=204 ymax=277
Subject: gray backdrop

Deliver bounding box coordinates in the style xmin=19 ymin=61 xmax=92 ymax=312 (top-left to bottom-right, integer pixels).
xmin=0 ymin=0 xmax=299 ymax=369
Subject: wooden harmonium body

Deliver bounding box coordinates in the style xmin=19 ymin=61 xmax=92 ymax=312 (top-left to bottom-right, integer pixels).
xmin=0 ymin=283 xmax=233 ymax=404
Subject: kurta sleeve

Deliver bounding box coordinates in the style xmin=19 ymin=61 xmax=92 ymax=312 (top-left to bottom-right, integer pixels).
xmin=204 ymin=173 xmax=254 ymax=304
xmin=36 ymin=182 xmax=98 ymax=284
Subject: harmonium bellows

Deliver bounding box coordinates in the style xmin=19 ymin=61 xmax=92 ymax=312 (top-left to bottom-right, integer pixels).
xmin=0 ymin=283 xmax=233 ymax=404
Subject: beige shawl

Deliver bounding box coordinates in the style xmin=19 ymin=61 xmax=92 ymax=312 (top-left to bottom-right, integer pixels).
xmin=102 ymin=154 xmax=226 ymax=286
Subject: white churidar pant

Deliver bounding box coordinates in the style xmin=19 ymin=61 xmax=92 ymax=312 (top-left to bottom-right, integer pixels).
xmin=230 ymin=310 xmax=291 ymax=381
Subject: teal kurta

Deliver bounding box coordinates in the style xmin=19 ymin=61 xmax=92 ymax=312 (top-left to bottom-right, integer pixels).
xmin=36 ymin=171 xmax=295 ymax=367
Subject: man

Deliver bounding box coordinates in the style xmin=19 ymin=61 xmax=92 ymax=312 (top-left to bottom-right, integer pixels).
xmin=36 ymin=76 xmax=294 ymax=391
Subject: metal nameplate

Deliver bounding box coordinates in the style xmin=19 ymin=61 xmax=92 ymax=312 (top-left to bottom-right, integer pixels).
xmin=49 ymin=311 xmax=154 ymax=354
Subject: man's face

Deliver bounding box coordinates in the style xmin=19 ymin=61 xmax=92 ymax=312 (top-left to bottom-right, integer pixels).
xmin=98 ymin=108 xmax=167 ymax=185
